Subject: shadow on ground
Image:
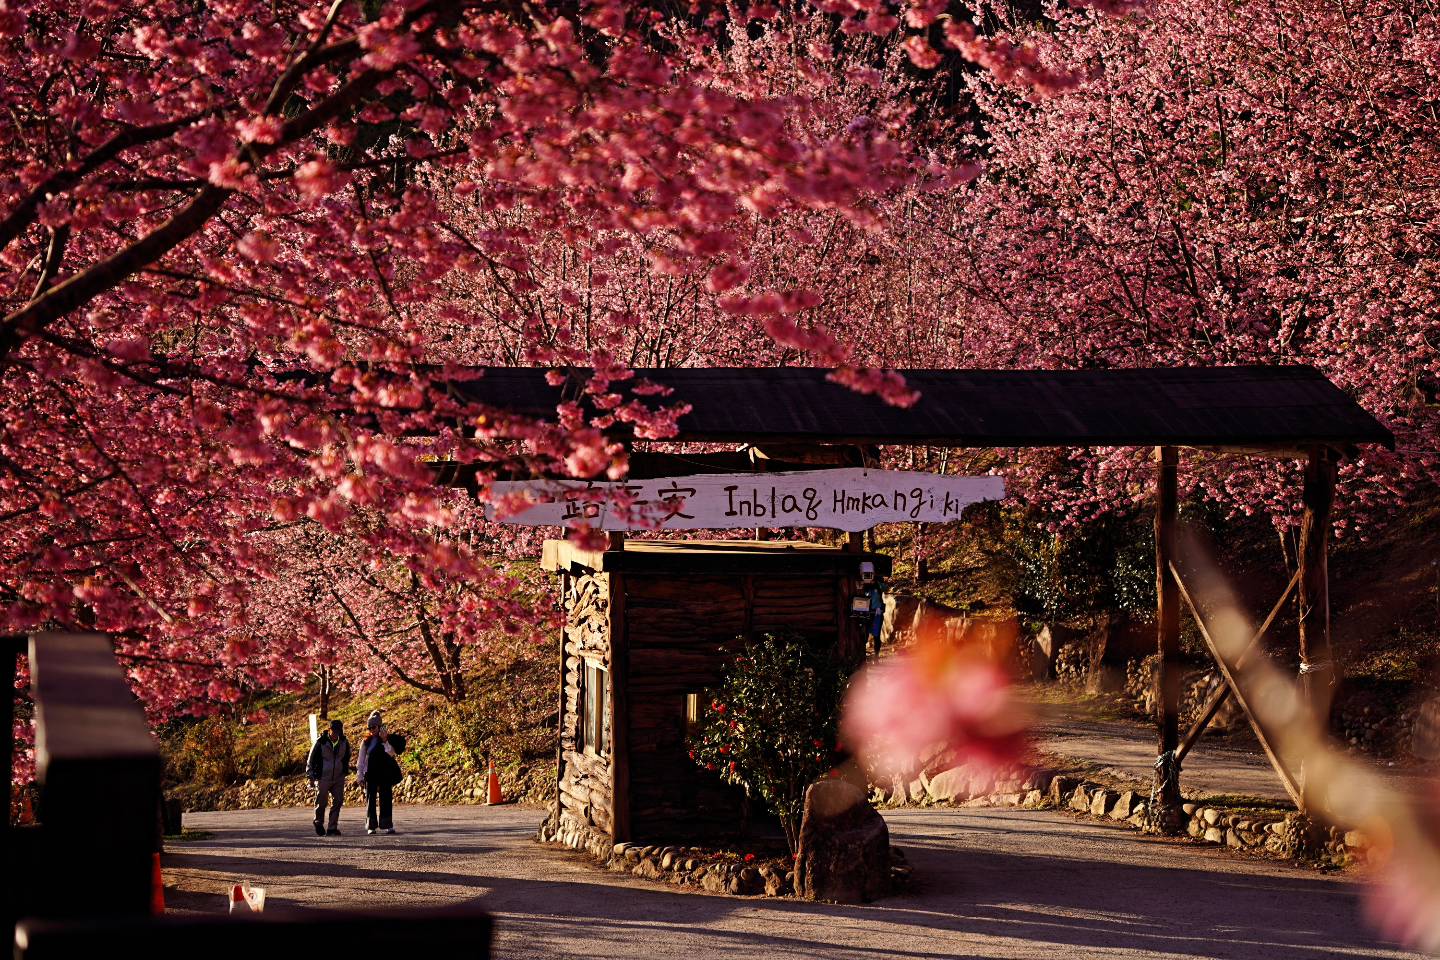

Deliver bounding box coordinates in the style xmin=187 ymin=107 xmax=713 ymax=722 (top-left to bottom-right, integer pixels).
xmin=163 ymin=805 xmax=1414 ymax=960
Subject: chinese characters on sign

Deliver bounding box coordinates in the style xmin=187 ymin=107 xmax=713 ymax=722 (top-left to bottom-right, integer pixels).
xmin=486 ymin=468 xmax=1005 ymax=532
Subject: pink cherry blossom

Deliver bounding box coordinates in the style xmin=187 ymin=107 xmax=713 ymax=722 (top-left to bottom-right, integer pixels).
xmin=842 ymin=615 xmax=1030 ymax=779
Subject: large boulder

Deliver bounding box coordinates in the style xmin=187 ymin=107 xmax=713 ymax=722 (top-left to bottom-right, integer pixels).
xmin=880 ymin=593 xmax=925 ymax=648
xmin=1011 ymin=634 xmax=1053 ymax=681
xmin=795 ymin=780 xmax=891 ymax=904
xmin=1033 ymin=624 xmax=1079 ymax=666
xmin=924 ymin=766 xmax=971 ymax=803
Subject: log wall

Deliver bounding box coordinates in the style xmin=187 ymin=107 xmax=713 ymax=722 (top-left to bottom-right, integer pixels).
xmin=624 ymin=572 xmax=857 ymax=843
xmin=556 ymin=571 xmax=616 ymax=838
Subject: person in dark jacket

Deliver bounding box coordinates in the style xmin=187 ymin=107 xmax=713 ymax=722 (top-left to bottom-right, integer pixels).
xmin=306 ymin=719 xmax=351 ymax=836
xmin=357 ymin=711 xmax=402 ymax=835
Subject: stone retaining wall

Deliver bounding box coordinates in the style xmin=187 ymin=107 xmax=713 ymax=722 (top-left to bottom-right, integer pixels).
xmin=175 ymin=770 xmax=524 ymax=812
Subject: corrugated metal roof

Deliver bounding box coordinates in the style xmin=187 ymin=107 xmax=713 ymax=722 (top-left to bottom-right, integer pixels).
xmin=454 ymin=365 xmax=1394 ymax=449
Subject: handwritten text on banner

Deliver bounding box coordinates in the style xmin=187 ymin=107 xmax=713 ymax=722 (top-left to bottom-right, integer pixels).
xmin=487 ymin=468 xmax=1005 ymax=532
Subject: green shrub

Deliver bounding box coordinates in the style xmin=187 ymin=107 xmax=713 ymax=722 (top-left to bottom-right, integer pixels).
xmin=439 ymin=654 xmax=555 ymax=770
xmin=689 ymin=632 xmax=847 ymax=853
xmin=1005 ymin=509 xmax=1159 ymax=628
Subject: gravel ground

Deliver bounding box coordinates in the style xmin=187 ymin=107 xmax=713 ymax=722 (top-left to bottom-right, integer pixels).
xmin=164 ymin=804 xmax=1419 ymax=960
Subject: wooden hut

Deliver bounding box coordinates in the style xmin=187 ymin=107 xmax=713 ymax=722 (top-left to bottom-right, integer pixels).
xmin=540 ymin=538 xmax=890 ymax=849
xmin=466 ymin=365 xmax=1394 ymax=837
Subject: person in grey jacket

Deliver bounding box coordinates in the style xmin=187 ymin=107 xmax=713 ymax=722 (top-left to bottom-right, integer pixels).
xmin=307 ymin=719 xmax=351 ymax=836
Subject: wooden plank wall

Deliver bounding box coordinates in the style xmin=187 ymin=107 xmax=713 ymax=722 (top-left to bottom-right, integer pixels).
xmin=557 ymin=571 xmax=615 ymax=836
xmin=623 ymin=572 xmax=846 ymax=843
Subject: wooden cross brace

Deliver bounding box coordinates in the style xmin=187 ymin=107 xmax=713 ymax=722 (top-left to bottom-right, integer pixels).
xmin=1174 ymin=568 xmax=1300 ymax=766
xmin=1168 ymin=562 xmax=1305 ymax=810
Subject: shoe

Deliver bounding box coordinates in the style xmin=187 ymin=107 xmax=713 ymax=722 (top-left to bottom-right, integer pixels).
xmin=326 ymin=828 xmax=341 ymax=836
xmin=314 ymin=822 xmax=325 ymax=836
xmin=385 ymin=828 xmax=396 ymax=835
xmin=366 ymin=828 xmax=376 ymax=835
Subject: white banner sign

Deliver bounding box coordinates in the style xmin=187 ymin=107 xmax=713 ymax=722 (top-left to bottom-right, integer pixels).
xmin=487 ymin=468 xmax=1004 ymax=532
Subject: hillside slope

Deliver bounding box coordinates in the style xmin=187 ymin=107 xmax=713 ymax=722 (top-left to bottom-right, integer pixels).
xmin=163 ymin=651 xmax=556 ymax=812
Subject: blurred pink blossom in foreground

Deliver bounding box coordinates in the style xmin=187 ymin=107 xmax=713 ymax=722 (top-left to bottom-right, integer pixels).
xmin=1360 ymin=779 xmax=1440 ymax=954
xmin=841 ymin=616 xmax=1030 ymax=779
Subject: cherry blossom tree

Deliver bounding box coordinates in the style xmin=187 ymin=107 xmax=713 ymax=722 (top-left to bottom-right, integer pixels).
xmin=926 ymin=0 xmax=1439 ymax=538
xmin=230 ymin=15 xmax=972 ymax=712
xmin=2 ymin=0 xmax=1060 ymax=715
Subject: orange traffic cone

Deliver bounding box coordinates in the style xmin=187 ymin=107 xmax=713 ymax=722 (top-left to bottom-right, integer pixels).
xmin=485 ymin=760 xmax=504 ymax=805
xmin=151 ymin=853 xmax=165 ymax=915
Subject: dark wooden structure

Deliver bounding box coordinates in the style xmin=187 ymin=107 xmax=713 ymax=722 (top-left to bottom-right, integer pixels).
xmin=15 ymin=908 xmax=492 ymax=960
xmin=476 ymin=364 xmax=1394 ymax=836
xmin=4 ymin=633 xmax=493 ymax=957
xmin=6 ymin=633 xmax=161 ymax=925
xmin=542 ymin=540 xmax=890 ymax=846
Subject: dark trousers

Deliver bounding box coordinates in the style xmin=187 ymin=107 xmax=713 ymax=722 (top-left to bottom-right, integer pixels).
xmin=366 ymin=781 xmax=393 ymax=830
xmin=313 ymin=780 xmax=343 ymax=830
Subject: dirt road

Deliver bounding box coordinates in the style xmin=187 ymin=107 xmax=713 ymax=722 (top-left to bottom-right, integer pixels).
xmin=1033 ymin=706 xmax=1291 ymax=802
xmin=165 ymin=804 xmax=1417 ymax=959
xmin=1032 ymin=699 xmax=1428 ymax=803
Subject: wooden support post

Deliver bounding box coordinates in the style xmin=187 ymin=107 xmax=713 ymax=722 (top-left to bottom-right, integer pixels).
xmin=3 ymin=635 xmax=19 ymax=819
xmin=1151 ymin=447 xmax=1185 ymax=833
xmin=554 ymin=573 xmax=569 ymax=829
xmin=1297 ymin=447 xmax=1337 ymax=808
xmin=607 ymin=572 xmax=630 ymax=843
xmin=2 ymin=633 xmax=22 ymax=931
xmin=844 ymin=530 xmax=864 ymax=552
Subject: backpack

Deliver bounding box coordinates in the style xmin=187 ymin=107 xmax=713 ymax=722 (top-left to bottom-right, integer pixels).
xmin=370 ymin=737 xmax=404 ymax=787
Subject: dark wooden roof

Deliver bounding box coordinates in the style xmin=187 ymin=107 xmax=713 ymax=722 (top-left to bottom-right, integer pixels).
xmin=455 ymin=366 xmax=1393 ymax=450
xmin=542 ymin=539 xmax=893 ymax=576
